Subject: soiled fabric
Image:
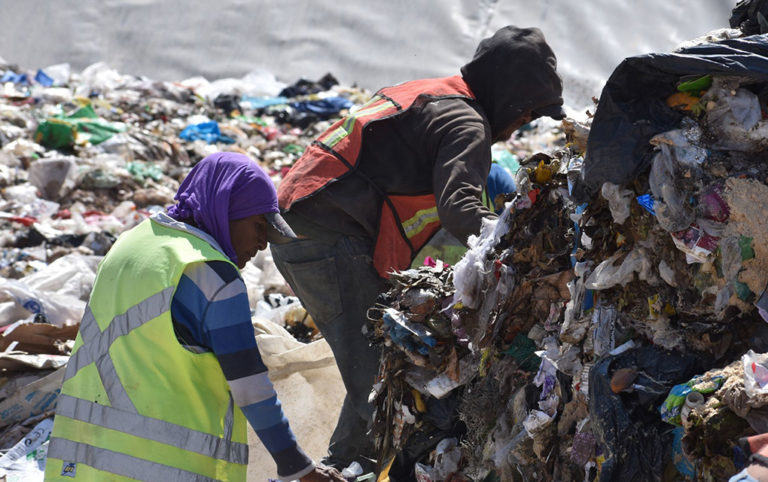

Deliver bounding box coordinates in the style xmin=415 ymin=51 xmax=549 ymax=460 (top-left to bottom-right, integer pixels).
xmin=167 ymin=152 xmax=280 ymax=265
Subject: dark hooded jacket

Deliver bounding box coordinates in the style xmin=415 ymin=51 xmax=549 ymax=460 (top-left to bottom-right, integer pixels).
xmin=461 ymin=26 xmax=564 ymax=139
xmin=280 ymin=25 xmax=563 ymax=249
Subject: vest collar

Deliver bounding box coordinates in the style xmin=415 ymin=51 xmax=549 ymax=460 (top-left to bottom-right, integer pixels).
xmin=150 ymin=212 xmax=229 ymax=260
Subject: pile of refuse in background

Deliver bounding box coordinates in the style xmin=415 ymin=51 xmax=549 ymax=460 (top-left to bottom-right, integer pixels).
xmin=0 ymin=57 xmax=361 ymax=479
xmin=363 ymin=6 xmax=768 ymax=482
xmin=4 ymin=3 xmax=768 ymax=482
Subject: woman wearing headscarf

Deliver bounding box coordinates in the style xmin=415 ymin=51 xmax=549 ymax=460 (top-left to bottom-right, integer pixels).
xmin=45 ymin=152 xmax=343 ymax=482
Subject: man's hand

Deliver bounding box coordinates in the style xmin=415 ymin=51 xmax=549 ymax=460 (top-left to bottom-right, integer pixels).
xmin=299 ymin=463 xmax=346 ymax=482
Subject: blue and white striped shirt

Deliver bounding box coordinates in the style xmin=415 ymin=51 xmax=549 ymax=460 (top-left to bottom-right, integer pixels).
xmin=170 ymin=260 xmax=314 ymax=480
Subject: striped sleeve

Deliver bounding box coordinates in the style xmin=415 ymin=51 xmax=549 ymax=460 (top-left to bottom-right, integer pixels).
xmin=170 ymin=260 xmax=314 ymax=479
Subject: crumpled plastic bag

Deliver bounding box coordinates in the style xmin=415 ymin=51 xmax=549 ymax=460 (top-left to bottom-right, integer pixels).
xmin=701 ymin=77 xmax=768 ymax=152
xmin=743 ymin=349 xmax=768 ymax=398
xmin=584 ymin=246 xmax=653 ymax=290
xmin=453 ymin=210 xmax=509 ymax=309
xmin=0 ymin=254 xmax=100 ymax=327
xmin=601 ymin=182 xmax=634 ymax=224
xmin=27 ymin=157 xmax=78 ymax=200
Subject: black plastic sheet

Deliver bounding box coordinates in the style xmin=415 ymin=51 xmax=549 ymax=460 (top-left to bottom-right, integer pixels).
xmin=576 ymin=35 xmax=768 ymax=202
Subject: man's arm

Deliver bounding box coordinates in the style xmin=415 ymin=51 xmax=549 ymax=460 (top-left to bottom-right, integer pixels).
xmin=425 ymin=100 xmax=497 ymax=245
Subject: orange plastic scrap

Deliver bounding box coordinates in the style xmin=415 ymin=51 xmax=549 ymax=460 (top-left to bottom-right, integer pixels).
xmin=666 ymin=92 xmax=700 ymax=111
xmin=610 ymin=367 xmax=638 ymax=393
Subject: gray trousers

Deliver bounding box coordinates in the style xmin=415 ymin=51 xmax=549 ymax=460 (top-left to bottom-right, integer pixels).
xmin=270 ymin=236 xmax=387 ymax=468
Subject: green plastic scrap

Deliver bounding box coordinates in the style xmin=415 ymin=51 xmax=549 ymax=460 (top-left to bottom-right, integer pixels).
xmin=740 ymin=236 xmax=755 ymax=261
xmin=492 ymin=148 xmax=520 ymax=174
xmin=660 ymin=374 xmax=725 ymax=426
xmin=282 ymin=143 xmax=305 ymax=155
xmin=677 ymin=75 xmax=713 ymax=93
xmin=126 ymin=161 xmax=164 ymax=183
xmin=502 ymin=333 xmax=541 ymax=372
xmin=34 ymin=119 xmax=76 ymax=149
xmin=235 ymin=115 xmax=268 ymax=127
xmin=734 ymin=280 xmax=755 ymax=302
xmin=34 ymin=103 xmax=125 ymax=148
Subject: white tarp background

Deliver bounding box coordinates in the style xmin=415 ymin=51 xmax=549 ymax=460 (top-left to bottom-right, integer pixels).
xmin=1 ymin=1 xmax=733 ymax=110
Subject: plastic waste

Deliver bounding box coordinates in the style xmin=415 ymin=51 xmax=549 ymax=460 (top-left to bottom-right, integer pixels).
xmin=578 ymin=35 xmax=768 ymax=201
xmin=27 ymin=157 xmax=78 ymax=200
xmin=680 ymin=390 xmax=706 ymax=428
xmin=600 ymin=182 xmax=634 ymax=224
xmin=290 ymin=96 xmax=353 ymax=118
xmin=756 ymin=286 xmax=768 ymax=323
xmin=701 ymin=77 xmax=768 ymax=152
xmin=341 ymin=461 xmax=363 ymax=479
xmin=432 ymin=438 xmax=461 ymax=480
xmin=743 ymin=350 xmax=768 ymax=397
xmin=34 ymin=69 xmax=54 ymax=87
xmin=670 ymin=224 xmax=719 ymax=264
xmin=648 ymin=144 xmax=694 ymax=233
xmin=179 ymin=121 xmax=235 ymax=144
xmin=0 ymin=71 xmax=29 ymax=85
xmin=453 ymin=210 xmax=508 ymax=309
xmin=590 ymin=346 xmax=699 ymax=481
xmin=672 ymin=426 xmax=696 ymax=478
xmin=492 ymin=147 xmax=520 ymax=174
xmin=584 ymin=246 xmax=652 ymax=291
xmin=240 ymin=95 xmax=288 ymax=110
xmin=660 ymin=375 xmax=725 ymax=426
xmin=0 ymin=417 xmax=53 ymax=478
xmin=75 ymin=61 xmax=126 ymax=96
xmin=39 ymin=63 xmax=70 ymax=86
xmin=35 ymin=104 xmax=126 ymax=149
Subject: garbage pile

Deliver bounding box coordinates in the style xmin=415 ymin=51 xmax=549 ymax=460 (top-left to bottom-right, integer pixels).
xmin=0 ymin=59 xmax=360 ymax=479
xmin=365 ymin=23 xmax=768 ymax=482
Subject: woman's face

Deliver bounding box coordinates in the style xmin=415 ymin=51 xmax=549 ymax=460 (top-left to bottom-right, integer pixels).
xmin=229 ymin=213 xmax=269 ymax=269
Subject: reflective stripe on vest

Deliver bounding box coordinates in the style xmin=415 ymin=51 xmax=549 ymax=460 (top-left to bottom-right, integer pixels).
xmin=47 ymin=437 xmax=219 ymax=482
xmin=321 ymin=95 xmax=397 ymax=148
xmin=401 ymin=206 xmax=439 ymax=239
xmin=53 ymin=394 xmax=246 ymax=465
xmin=61 ymin=290 xmax=246 ymax=466
xmin=63 ymin=289 xmax=173 ymax=410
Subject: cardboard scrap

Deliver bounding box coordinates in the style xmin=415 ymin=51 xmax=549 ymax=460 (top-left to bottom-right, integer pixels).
xmin=0 ymin=368 xmax=63 ymax=430
xmin=0 ymin=322 xmax=78 ymax=355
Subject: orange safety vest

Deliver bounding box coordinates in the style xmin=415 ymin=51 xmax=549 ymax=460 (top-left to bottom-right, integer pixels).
xmin=278 ymin=75 xmax=475 ymax=278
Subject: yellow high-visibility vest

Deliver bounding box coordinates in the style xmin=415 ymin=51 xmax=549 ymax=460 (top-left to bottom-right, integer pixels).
xmin=45 ymin=214 xmax=248 ymax=481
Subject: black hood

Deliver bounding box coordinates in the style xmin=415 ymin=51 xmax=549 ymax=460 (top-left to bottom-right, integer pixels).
xmin=460 ymin=26 xmax=564 ymax=139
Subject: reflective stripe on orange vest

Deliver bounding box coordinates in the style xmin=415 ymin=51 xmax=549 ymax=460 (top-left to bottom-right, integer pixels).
xmin=402 ymin=206 xmax=439 ymax=239
xmin=321 ymin=96 xmax=397 ymax=148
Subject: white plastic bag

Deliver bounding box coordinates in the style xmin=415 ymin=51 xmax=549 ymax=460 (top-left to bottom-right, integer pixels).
xmin=743 ymin=350 xmax=768 ymax=397
xmin=27 ymin=157 xmax=78 ymax=200
xmin=584 ymin=247 xmax=652 ymax=290
xmin=601 ymin=182 xmax=634 ymax=224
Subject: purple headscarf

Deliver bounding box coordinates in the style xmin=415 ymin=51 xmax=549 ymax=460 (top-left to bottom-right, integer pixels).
xmin=167 ymin=152 xmax=279 ymax=264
